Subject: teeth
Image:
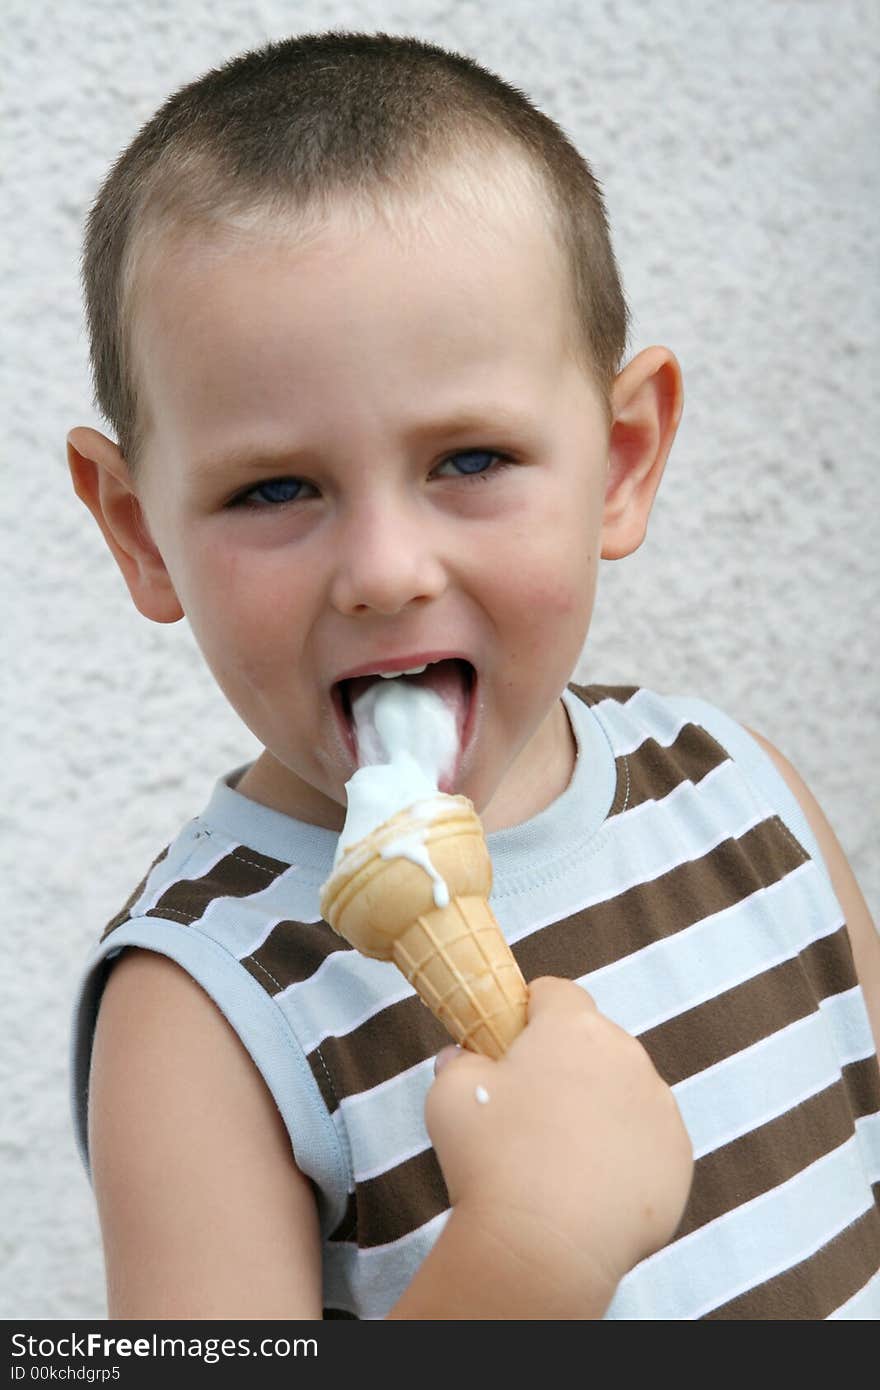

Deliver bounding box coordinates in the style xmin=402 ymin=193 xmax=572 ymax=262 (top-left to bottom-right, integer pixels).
xmin=378 ymin=664 xmax=428 ymax=678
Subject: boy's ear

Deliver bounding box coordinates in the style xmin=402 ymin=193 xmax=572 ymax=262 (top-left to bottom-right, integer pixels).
xmin=66 ymin=426 xmax=184 ymax=623
xmin=601 ymin=346 xmax=683 ymax=560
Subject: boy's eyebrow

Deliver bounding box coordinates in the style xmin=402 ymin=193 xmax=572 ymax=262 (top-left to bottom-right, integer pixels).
xmin=188 ymin=407 xmax=536 ymax=478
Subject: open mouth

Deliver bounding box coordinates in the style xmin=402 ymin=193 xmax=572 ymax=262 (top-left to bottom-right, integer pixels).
xmin=332 ymin=657 xmax=477 ymax=786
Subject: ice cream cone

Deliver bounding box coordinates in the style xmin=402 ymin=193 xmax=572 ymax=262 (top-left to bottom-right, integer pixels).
xmin=320 ymin=795 xmax=527 ymax=1059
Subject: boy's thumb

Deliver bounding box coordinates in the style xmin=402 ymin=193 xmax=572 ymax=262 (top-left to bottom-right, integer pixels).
xmin=433 ymin=1044 xmax=463 ymax=1076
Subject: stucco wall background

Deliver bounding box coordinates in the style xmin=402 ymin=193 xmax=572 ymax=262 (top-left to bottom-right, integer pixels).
xmin=3 ymin=0 xmax=877 ymax=1318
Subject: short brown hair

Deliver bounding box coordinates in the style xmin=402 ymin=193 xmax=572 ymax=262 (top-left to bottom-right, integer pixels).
xmin=79 ymin=29 xmax=630 ymax=472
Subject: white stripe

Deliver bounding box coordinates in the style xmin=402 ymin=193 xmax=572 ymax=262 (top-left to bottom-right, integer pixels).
xmin=133 ymin=835 xmax=321 ymax=955
xmin=828 ymin=1267 xmax=880 ymax=1319
xmin=340 ymin=1060 xmax=434 ymax=1183
xmin=355 ymin=1135 xmax=431 ymax=1186
xmin=188 ymin=867 xmax=321 ymax=962
xmin=853 ymin=1109 xmax=880 ymax=1186
xmin=607 ymin=1132 xmax=877 ymax=1319
xmin=824 ymin=988 xmax=880 ymax=1070
xmin=323 ymin=1209 xmax=451 ymax=1319
xmin=135 ymin=836 xmax=231 ymax=915
xmin=589 ymin=686 xmax=692 ymax=757
xmin=233 ymin=868 xmax=321 ymax=956
xmin=674 ymin=992 xmax=875 ymax=1161
xmin=582 ymin=861 xmax=840 ymax=1037
xmin=284 ymin=951 xmax=413 ymax=1059
xmin=602 ymin=756 xmax=771 ymax=870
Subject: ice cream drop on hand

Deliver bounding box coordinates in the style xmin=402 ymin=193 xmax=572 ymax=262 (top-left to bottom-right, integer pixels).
xmin=320 ymin=674 xmax=527 ymax=1059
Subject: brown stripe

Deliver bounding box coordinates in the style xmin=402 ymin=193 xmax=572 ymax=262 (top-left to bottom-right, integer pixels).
xmin=571 ymin=682 xmax=640 ymax=707
xmin=145 ymin=845 xmax=290 ymax=926
xmin=349 ymin=1146 xmax=450 ymax=1250
xmin=309 ymin=994 xmax=450 ymax=1116
xmin=703 ymin=1197 xmax=880 ymax=1319
xmin=845 ymin=1054 xmax=880 ymax=1122
xmin=519 ymin=821 xmax=808 ymax=997
xmin=571 ymin=683 xmax=733 ymax=815
xmin=644 ymin=929 xmax=856 ymax=1089
xmin=327 ymin=1190 xmax=359 ymax=1244
xmin=618 ymin=724 xmax=730 ymax=813
xmin=799 ymin=920 xmax=860 ymax=1000
xmin=102 ymin=845 xmax=170 ymax=939
xmin=242 ymin=917 xmax=349 ymax=994
xmin=307 ymin=1046 xmax=342 ymax=1115
xmin=678 ymin=1078 xmax=873 ymax=1238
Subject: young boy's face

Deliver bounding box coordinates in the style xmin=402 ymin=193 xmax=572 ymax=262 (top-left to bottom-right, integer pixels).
xmin=79 ymin=190 xmax=672 ymax=833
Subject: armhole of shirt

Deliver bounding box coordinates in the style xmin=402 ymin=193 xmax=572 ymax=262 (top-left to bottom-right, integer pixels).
xmin=661 ymin=693 xmax=834 ymax=888
xmin=70 ymin=917 xmax=351 ymax=1237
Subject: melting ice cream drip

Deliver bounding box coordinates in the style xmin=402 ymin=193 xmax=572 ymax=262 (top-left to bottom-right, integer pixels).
xmin=333 ymin=678 xmax=459 ymax=900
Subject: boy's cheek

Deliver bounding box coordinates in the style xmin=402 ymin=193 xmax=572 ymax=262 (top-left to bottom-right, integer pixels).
xmin=500 ymin=547 xmax=598 ymax=622
xmin=196 ymin=624 xmax=284 ymax=695
xmin=549 ymin=564 xmax=596 ymax=616
xmin=171 ymin=546 xmax=300 ymax=640
xmin=175 ymin=590 xmax=282 ymax=701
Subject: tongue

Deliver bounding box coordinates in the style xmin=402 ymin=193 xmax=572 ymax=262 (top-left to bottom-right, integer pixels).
xmin=348 ymin=659 xmax=470 ymax=781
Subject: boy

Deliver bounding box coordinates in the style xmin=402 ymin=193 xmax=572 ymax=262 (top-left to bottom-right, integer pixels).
xmin=68 ymin=31 xmax=880 ymax=1319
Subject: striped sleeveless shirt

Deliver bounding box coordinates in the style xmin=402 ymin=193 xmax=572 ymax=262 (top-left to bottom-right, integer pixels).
xmin=70 ymin=684 xmax=880 ymax=1318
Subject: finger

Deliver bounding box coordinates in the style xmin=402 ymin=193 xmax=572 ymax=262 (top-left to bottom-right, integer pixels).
xmin=433 ymin=1044 xmax=463 ymax=1076
xmin=526 ymin=975 xmax=598 ymax=1020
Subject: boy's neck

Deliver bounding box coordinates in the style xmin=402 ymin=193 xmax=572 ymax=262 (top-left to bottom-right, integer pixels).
xmin=479 ymin=697 xmax=577 ymax=833
xmin=235 ymin=695 xmax=577 ymax=836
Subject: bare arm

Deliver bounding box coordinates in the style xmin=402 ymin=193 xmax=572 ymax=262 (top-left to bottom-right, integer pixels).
xmin=89 ymin=948 xmax=323 ymax=1319
xmin=745 ymin=728 xmax=880 ymax=1056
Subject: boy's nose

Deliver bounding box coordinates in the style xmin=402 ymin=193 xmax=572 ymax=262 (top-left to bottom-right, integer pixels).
xmin=329 ymin=506 xmax=448 ymax=616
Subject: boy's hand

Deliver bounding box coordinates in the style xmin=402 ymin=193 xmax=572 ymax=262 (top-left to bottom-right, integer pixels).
xmin=425 ymin=976 xmax=694 ymax=1316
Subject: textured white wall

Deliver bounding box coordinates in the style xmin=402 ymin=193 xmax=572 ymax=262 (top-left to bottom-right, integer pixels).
xmin=3 ymin=0 xmax=878 ymax=1318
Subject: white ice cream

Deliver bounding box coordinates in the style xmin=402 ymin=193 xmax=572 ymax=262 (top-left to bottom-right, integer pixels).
xmin=332 ymin=677 xmax=460 ymax=905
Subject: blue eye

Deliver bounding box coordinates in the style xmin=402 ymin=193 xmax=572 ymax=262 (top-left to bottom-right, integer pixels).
xmin=239 ymin=477 xmax=304 ymax=506
xmin=439 ymin=450 xmax=510 ymax=480
xmin=231 ymin=450 xmax=512 ymax=509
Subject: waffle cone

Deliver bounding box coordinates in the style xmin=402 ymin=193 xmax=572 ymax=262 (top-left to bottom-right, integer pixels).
xmin=320 ymin=795 xmax=527 ymax=1059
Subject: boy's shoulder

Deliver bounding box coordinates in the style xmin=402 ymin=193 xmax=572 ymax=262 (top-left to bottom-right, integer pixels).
xmin=570 ymin=678 xmax=747 ymax=734
xmin=71 ymin=789 xmax=350 ymax=1223
xmin=99 ymin=768 xmax=334 ymax=942
xmin=568 ymin=680 xmax=831 ymax=878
